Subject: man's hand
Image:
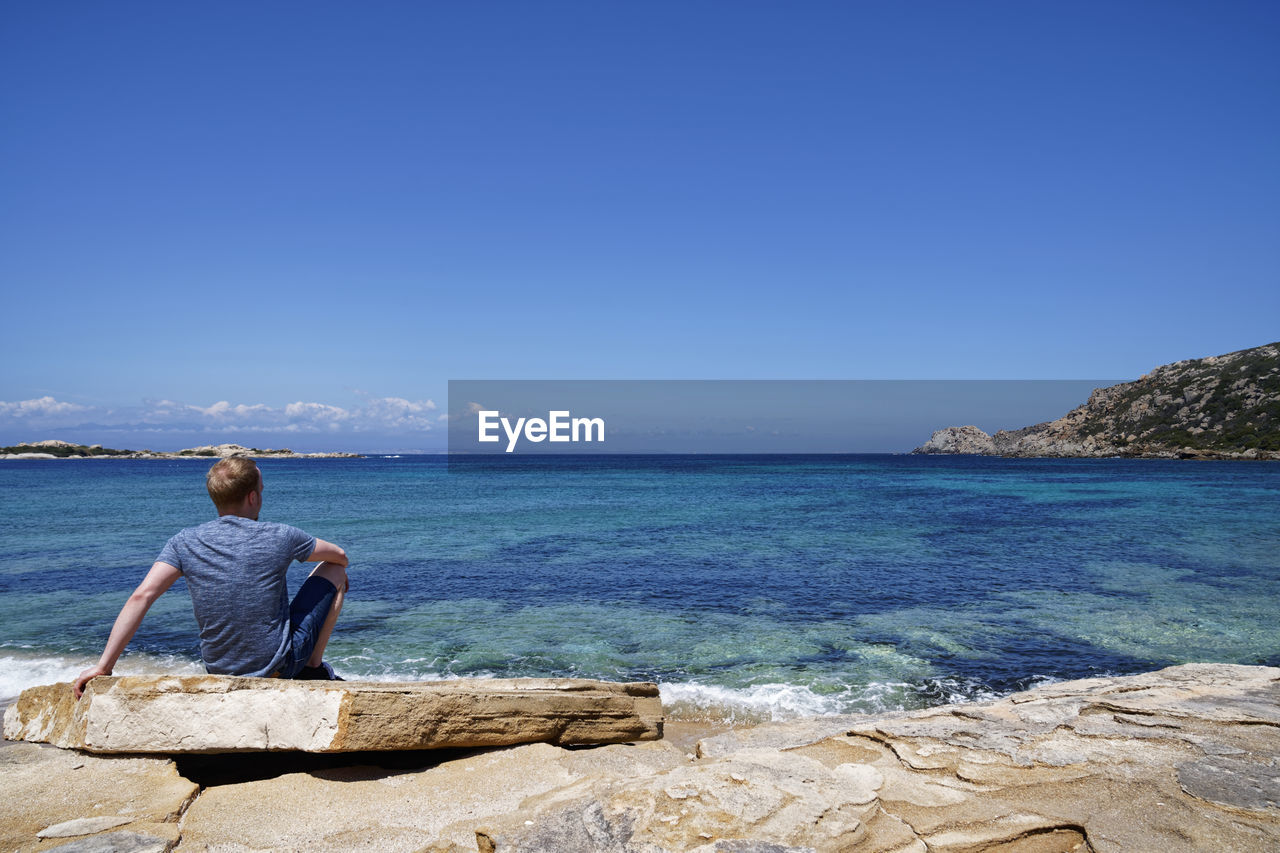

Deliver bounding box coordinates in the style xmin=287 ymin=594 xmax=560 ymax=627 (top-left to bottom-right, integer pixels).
xmin=74 ymin=663 xmax=112 ymax=699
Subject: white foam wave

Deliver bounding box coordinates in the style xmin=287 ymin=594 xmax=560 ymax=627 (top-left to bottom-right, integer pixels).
xmin=0 ymin=651 xmax=203 ymax=704
xmin=658 ymin=676 xmax=1009 ymax=723
xmin=0 ymin=648 xmax=491 ymax=700
xmin=659 ymin=681 xmax=840 ymax=724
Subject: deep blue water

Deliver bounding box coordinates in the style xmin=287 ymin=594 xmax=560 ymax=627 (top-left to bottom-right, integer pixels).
xmin=2 ymin=454 xmax=1277 ymax=721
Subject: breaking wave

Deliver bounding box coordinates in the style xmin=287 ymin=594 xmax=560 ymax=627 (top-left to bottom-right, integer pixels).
xmin=0 ymin=650 xmax=205 ymax=704
xmin=658 ymin=676 xmax=1018 ymax=723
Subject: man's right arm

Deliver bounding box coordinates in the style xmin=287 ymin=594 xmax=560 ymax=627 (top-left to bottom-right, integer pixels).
xmin=73 ymin=561 xmax=182 ymax=698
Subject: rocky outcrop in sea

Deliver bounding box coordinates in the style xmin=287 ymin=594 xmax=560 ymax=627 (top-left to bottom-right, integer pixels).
xmin=915 ymin=342 xmax=1280 ymax=459
xmin=0 ymin=440 xmax=361 ymax=459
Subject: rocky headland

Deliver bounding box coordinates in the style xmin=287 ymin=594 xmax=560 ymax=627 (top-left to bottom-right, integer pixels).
xmin=914 ymin=342 xmax=1280 ymax=460
xmin=0 ymin=439 xmax=361 ymax=460
xmin=4 ymin=664 xmax=1278 ymax=851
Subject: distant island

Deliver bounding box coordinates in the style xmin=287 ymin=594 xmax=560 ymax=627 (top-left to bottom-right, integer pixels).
xmin=0 ymin=440 xmax=362 ymax=460
xmin=914 ymin=341 xmax=1280 ymax=460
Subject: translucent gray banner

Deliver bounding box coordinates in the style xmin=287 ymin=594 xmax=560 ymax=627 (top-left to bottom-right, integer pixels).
xmin=446 ymin=379 xmax=1114 ymax=455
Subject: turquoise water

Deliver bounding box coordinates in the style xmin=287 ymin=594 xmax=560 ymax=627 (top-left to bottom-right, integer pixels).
xmin=2 ymin=454 xmax=1277 ymax=721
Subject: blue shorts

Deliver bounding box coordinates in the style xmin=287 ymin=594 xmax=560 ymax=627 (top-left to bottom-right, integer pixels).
xmin=281 ymin=575 xmax=339 ymax=678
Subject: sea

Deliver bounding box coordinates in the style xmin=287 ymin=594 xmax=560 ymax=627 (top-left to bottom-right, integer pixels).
xmin=2 ymin=454 xmax=1277 ymax=723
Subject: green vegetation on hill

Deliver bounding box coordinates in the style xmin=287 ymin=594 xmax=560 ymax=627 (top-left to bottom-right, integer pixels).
xmin=1074 ymin=343 xmax=1280 ymax=454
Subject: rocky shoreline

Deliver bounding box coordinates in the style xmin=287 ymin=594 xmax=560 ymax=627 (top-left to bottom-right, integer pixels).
xmin=3 ymin=663 xmax=1278 ymax=851
xmin=914 ymin=342 xmax=1280 ymax=460
xmin=914 ymin=423 xmax=1278 ymax=461
xmin=0 ymin=440 xmax=361 ymax=460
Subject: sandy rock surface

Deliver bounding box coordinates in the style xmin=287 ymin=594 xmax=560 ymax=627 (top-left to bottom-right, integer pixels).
xmin=179 ymin=740 xmax=687 ymax=852
xmin=0 ymin=742 xmax=196 ymax=853
xmin=3 ymin=664 xmax=1277 ymax=851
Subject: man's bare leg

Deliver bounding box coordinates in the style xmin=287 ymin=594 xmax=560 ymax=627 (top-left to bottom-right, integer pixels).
xmin=306 ymin=561 xmax=348 ymax=668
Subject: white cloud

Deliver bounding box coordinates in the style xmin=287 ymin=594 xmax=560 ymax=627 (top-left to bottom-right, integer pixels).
xmin=195 ymin=401 xmax=274 ymax=419
xmin=354 ymin=396 xmax=437 ymax=430
xmin=142 ymin=396 xmax=438 ymax=433
xmin=438 ymin=401 xmax=485 ymax=422
xmin=0 ymin=396 xmax=88 ymax=418
xmin=0 ymin=394 xmax=440 ymax=439
xmin=285 ymin=401 xmax=351 ymax=422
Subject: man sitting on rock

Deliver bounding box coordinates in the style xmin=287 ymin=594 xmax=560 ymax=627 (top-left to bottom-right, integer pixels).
xmin=74 ymin=456 xmax=349 ymax=697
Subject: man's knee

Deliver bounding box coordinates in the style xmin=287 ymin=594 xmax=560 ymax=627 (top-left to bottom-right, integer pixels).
xmin=310 ymin=561 xmax=349 ymax=594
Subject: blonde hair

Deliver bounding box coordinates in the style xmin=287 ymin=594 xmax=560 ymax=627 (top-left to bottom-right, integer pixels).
xmin=206 ymin=457 xmax=260 ymax=509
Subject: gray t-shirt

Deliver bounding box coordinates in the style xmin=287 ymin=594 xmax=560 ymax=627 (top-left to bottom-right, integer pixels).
xmin=157 ymin=516 xmax=316 ymax=676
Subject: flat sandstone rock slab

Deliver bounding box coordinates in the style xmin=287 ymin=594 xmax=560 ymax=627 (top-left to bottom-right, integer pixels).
xmin=3 ymin=675 xmax=663 ymax=754
xmin=0 ymin=742 xmax=195 ymax=853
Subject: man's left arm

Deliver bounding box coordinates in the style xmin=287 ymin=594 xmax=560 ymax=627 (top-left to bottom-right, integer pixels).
xmin=304 ymin=537 xmax=350 ymax=594
xmin=307 ymin=538 xmax=347 ymax=567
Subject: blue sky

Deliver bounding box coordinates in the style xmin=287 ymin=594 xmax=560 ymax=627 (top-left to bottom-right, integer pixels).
xmin=2 ymin=2 xmax=1277 ymax=451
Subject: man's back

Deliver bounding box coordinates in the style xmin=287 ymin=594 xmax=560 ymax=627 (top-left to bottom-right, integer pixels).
xmin=158 ymin=516 xmax=315 ymax=676
xmin=75 ymin=457 xmax=348 ymax=698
